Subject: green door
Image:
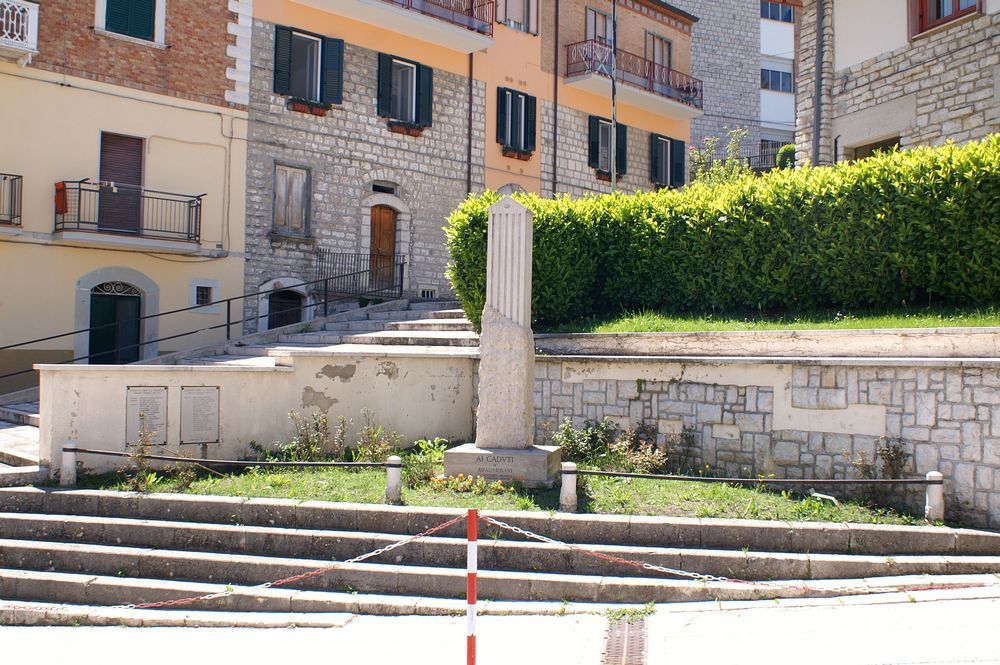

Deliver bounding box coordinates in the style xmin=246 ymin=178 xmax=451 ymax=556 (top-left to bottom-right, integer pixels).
xmin=89 ymin=292 xmax=141 ymax=364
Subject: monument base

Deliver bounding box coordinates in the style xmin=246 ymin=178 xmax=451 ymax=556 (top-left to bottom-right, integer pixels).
xmin=443 ymin=444 xmax=562 ymax=488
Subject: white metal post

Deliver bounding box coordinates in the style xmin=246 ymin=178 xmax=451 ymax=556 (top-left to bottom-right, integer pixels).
xmin=385 ymin=455 xmax=402 ymax=504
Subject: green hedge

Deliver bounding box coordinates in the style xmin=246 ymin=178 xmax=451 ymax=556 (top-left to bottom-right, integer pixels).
xmin=445 ymin=134 xmax=1000 ymax=330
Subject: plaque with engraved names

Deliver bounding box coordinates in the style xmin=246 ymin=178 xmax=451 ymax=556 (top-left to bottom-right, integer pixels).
xmin=126 ymin=386 xmax=167 ymax=445
xmin=180 ymin=386 xmax=220 ymax=444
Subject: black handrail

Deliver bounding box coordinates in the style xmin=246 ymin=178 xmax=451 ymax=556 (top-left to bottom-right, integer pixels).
xmin=63 ymin=446 xmax=387 ymax=468
xmin=0 ymin=256 xmax=406 ymax=382
xmin=573 ymin=469 xmax=942 ymax=486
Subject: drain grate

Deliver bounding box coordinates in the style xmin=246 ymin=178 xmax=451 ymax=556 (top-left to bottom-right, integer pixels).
xmin=602 ymin=618 xmax=647 ymax=665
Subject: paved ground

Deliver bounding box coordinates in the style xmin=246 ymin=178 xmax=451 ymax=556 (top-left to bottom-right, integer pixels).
xmin=2 ymin=589 xmax=999 ymax=664
xmin=0 ymin=421 xmax=39 ymax=457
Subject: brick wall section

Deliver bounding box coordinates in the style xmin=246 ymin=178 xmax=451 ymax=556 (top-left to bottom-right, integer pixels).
xmin=531 ymin=358 xmax=1000 ymax=528
xmin=243 ymin=21 xmax=485 ymax=329
xmin=669 ymin=0 xmax=762 ymax=150
xmin=31 ymin=0 xmax=239 ymax=108
xmin=797 ymin=3 xmax=999 ymax=165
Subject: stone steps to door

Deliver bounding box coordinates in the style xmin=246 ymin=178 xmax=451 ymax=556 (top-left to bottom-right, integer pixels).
xmin=428 ymin=309 xmax=468 ymax=320
xmin=0 ymin=403 xmax=40 ymax=429
xmin=339 ymin=331 xmax=480 ymax=347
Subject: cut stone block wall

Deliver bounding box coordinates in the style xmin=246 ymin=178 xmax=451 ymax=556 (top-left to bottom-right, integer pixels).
xmin=532 ymin=357 xmax=1000 ymax=528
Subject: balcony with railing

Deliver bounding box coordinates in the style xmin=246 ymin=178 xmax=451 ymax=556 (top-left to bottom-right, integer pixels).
xmin=54 ymin=179 xmax=203 ymax=249
xmin=565 ymin=39 xmax=704 ymax=119
xmin=0 ymin=0 xmax=38 ymax=64
xmin=293 ymin=0 xmax=493 ymax=52
xmin=0 ymin=173 xmax=22 ymax=226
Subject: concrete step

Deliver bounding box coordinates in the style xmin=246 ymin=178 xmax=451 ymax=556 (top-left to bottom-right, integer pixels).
xmin=223 ymin=344 xmax=276 ymax=357
xmin=3 ymin=489 xmax=998 ymax=557
xmin=3 ymin=538 xmax=985 ymax=605
xmin=4 ymin=513 xmax=999 ymax=582
xmin=387 ymin=319 xmax=474 ymax=332
xmin=407 ymin=300 xmax=461 ymax=312
xmin=428 ymin=309 xmax=468 ymax=320
xmin=0 ymin=466 xmax=47 ymax=488
xmin=277 ymin=333 xmax=346 ymax=345
xmin=341 ymin=331 xmax=480 ymax=347
xmin=325 ymin=320 xmax=388 ymax=332
xmin=182 ymin=355 xmax=277 ymax=367
xmin=0 ymin=403 xmax=40 ymax=428
xmin=367 ymin=310 xmax=442 ymax=322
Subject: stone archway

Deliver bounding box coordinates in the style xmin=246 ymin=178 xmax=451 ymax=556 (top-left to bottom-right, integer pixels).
xmin=74 ymin=267 xmax=160 ymax=362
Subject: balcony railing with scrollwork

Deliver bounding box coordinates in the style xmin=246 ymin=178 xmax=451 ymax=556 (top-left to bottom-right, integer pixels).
xmin=0 ymin=0 xmax=38 ymax=58
xmin=566 ymin=39 xmax=704 ymax=111
xmin=381 ymin=0 xmax=493 ymax=36
xmin=54 ymin=179 xmax=203 ymax=242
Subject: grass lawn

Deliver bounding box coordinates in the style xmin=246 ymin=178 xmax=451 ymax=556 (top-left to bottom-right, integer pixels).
xmin=543 ymin=306 xmax=1000 ymax=334
xmin=77 ymin=466 xmax=924 ymax=525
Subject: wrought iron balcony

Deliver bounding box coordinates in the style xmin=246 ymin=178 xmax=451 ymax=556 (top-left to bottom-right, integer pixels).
xmin=0 ymin=173 xmax=21 ymax=225
xmin=293 ymin=0 xmax=493 ymax=52
xmin=54 ymin=179 xmax=203 ymax=243
xmin=565 ymin=39 xmax=704 ymax=116
xmin=0 ymin=0 xmax=38 ymax=63
xmin=382 ymin=0 xmax=493 ymax=36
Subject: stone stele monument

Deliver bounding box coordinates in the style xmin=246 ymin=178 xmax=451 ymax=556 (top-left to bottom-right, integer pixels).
xmin=443 ymin=196 xmax=561 ymax=487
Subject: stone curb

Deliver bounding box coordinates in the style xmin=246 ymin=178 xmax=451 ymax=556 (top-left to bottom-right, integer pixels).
xmin=2 ymin=488 xmax=998 ymax=555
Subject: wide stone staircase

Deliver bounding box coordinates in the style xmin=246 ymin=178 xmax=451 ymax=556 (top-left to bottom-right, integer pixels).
xmin=1 ymin=487 xmax=998 ymax=623
xmin=182 ymin=299 xmax=476 ymax=367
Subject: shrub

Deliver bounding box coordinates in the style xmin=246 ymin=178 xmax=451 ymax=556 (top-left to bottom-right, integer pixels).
xmin=351 ymin=408 xmax=401 ymax=463
xmin=775 ymin=143 xmax=795 ymax=169
xmin=552 ymin=418 xmax=668 ymax=474
xmin=403 ymin=437 xmax=448 ymax=488
xmin=251 ymin=411 xmax=347 ymax=462
xmin=446 ymin=135 xmax=1000 ymax=327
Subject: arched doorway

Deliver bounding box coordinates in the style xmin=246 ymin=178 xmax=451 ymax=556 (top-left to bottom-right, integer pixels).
xmin=88 ymin=282 xmax=141 ymax=364
xmin=267 ymin=289 xmax=304 ymax=330
xmin=370 ymin=204 xmax=397 ymax=289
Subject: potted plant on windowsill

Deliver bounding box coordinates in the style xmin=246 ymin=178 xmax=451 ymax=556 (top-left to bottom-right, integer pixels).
xmin=501 ymin=146 xmax=533 ymax=161
xmin=286 ymin=98 xmax=332 ymax=116
xmin=387 ymin=120 xmax=424 ymax=137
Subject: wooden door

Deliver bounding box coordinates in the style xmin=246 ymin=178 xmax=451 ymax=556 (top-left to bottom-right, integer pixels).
xmin=369 ymin=205 xmax=397 ymax=289
xmin=98 ymin=132 xmax=143 ymax=233
xmin=267 ymin=290 xmax=304 ymax=330
xmin=89 ymin=292 xmax=141 ymax=364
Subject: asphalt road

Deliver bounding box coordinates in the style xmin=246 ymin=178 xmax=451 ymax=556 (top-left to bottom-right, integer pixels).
xmin=2 ymin=590 xmax=998 ymax=664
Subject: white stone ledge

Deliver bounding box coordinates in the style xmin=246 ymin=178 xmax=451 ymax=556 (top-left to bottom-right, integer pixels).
xmin=533 ymin=354 xmax=1000 ymax=368
xmin=34 ymin=364 xmax=292 ymax=373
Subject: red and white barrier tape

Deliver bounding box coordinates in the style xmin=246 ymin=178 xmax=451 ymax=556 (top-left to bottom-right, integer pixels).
xmin=480 ymin=515 xmax=999 ymax=597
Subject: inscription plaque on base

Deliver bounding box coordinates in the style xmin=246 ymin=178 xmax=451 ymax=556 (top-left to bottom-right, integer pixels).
xmin=181 ymin=386 xmax=220 ymax=444
xmin=126 ymin=386 xmax=167 ymax=445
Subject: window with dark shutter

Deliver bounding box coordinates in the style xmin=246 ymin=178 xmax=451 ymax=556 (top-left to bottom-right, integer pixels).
xmin=497 ymin=88 xmax=536 ymax=153
xmin=589 ymin=116 xmax=625 ymax=174
xmin=670 ymin=138 xmax=686 ymax=188
xmin=105 ymin=0 xmax=155 ymax=41
xmin=273 ymin=26 xmax=343 ymax=105
xmin=616 ymin=123 xmax=628 ymax=175
xmin=588 ymin=116 xmax=601 ymax=168
xmin=650 ymin=134 xmax=672 ymax=186
xmin=378 ymin=54 xmax=433 ymax=127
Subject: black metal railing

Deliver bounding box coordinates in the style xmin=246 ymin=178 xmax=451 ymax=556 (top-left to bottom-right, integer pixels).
xmin=565 ymin=39 xmax=704 ymax=110
xmin=0 ymin=264 xmax=411 ymax=387
xmin=0 ymin=173 xmax=22 ymax=225
xmin=315 ymin=251 xmax=406 ymax=306
xmin=54 ymin=179 xmax=203 ymax=242
xmin=381 ymin=0 xmax=493 ymax=36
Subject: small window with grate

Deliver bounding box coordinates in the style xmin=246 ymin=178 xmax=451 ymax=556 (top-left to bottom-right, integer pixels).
xmin=195 ymin=286 xmax=213 ymax=306
xmin=373 ymin=182 xmax=397 ymax=195
xmin=420 ymin=289 xmax=436 ymax=299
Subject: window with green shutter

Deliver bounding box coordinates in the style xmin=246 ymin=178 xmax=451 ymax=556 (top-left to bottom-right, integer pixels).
xmin=497 ymin=88 xmax=536 ymax=153
xmin=105 ymin=0 xmax=156 ymax=41
xmin=273 ymin=25 xmax=344 ymax=105
xmin=587 ymin=116 xmax=626 ymax=175
xmin=378 ymin=53 xmax=433 ymax=127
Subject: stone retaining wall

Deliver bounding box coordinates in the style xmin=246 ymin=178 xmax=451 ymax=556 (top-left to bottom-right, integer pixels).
xmin=532 ymin=357 xmax=1000 ymax=528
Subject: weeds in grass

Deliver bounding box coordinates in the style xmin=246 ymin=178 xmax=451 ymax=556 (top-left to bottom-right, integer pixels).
xmin=553 ymin=418 xmax=668 ymax=473
xmin=251 ymin=410 xmax=348 ymax=462
xmin=351 ymin=409 xmax=401 ymax=463
xmin=403 ymin=437 xmax=448 ymax=488
xmin=604 ymin=601 xmax=657 ymax=623
xmin=430 ymin=474 xmax=518 ymax=495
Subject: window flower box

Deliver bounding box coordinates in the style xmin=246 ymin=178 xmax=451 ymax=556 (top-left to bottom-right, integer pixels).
xmin=387 ymin=120 xmax=425 ymax=137
xmin=502 ymin=146 xmax=533 ymax=161
xmin=286 ymin=98 xmax=332 ymax=116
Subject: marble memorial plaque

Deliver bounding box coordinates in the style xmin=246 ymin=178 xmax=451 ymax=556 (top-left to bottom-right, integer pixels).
xmin=126 ymin=386 xmax=167 ymax=445
xmin=180 ymin=386 xmax=220 ymax=444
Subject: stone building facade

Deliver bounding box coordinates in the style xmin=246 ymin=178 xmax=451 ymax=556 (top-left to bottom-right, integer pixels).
xmin=242 ymin=19 xmax=485 ymax=331
xmin=796 ymin=0 xmax=1000 ymax=165
xmin=669 ymin=0 xmax=764 ymax=151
